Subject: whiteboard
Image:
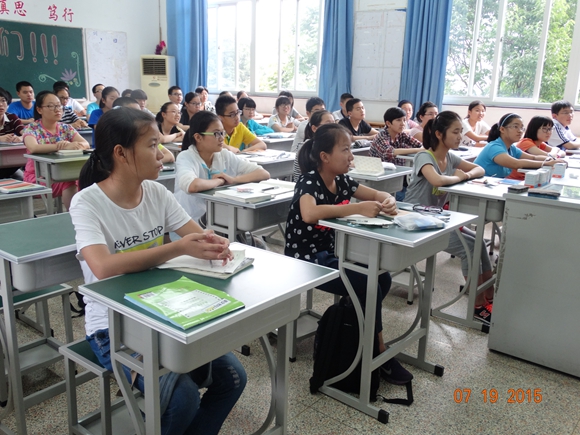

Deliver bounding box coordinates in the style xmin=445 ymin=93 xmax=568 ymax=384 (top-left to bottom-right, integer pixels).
xmin=84 ymin=29 xmax=129 ymax=94
xmin=351 ymin=10 xmax=406 ymax=102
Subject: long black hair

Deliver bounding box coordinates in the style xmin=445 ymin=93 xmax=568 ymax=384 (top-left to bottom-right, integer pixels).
xmin=79 ymin=108 xmax=156 ymax=189
xmin=524 ymin=116 xmax=554 ymax=141
xmin=297 ymin=123 xmax=351 ymax=174
xmin=304 ymin=110 xmax=331 ymax=141
xmin=182 ymin=111 xmax=221 ymax=151
xmin=416 ymin=101 xmax=437 ymax=124
xmin=422 ymin=111 xmax=462 ymax=151
xmin=487 ymin=113 xmax=522 ymax=142
xmin=33 ymin=90 xmax=57 ymax=120
xmin=99 ymin=86 xmax=119 ymax=109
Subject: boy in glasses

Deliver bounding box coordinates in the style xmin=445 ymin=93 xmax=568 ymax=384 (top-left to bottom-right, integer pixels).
xmin=548 ymin=100 xmax=580 ymax=150
xmin=216 ymin=95 xmax=266 ymax=153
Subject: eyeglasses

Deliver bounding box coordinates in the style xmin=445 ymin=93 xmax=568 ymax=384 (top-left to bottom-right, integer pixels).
xmin=200 ymin=131 xmax=226 ymax=139
xmin=560 ymin=111 xmax=574 ymax=116
xmin=278 ymin=104 xmax=291 ymax=109
xmin=41 ymin=104 xmax=63 ymax=111
xmin=413 ymin=205 xmax=443 ymax=214
xmin=223 ymin=110 xmax=242 ymax=118
xmin=540 ymin=127 xmax=553 ymax=133
xmin=243 ymin=108 xmax=256 ymax=112
xmin=505 ymin=125 xmax=526 ymax=132
xmin=171 ymin=93 xmax=183 ymax=97
xmin=57 ymin=96 xmax=69 ymax=101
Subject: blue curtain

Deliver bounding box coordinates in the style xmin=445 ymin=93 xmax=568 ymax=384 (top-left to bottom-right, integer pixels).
xmin=166 ymin=0 xmax=208 ymax=90
xmin=399 ymin=0 xmax=453 ymax=112
xmin=319 ymin=0 xmax=354 ymax=112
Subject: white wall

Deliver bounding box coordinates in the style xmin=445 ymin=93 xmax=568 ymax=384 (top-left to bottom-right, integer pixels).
xmin=2 ymin=0 xmax=163 ymax=99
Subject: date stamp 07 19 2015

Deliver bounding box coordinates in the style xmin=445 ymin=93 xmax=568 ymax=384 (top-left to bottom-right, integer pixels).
xmin=453 ymin=388 xmax=543 ymax=404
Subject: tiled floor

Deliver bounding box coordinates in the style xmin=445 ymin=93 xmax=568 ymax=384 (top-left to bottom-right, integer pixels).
xmin=2 ymin=227 xmax=579 ymax=434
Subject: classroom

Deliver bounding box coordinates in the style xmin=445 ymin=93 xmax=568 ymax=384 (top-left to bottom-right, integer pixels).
xmin=0 ymin=0 xmax=579 ymax=434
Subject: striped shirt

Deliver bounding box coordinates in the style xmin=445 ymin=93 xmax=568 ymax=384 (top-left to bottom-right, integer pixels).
xmin=0 ymin=113 xmax=24 ymax=136
xmin=60 ymin=107 xmax=79 ymax=124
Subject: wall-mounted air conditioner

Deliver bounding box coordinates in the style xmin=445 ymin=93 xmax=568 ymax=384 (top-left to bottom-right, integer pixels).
xmin=140 ymin=55 xmax=176 ymax=113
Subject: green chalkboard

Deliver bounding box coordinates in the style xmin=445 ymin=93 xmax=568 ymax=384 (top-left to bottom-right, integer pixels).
xmin=0 ymin=20 xmax=86 ymax=98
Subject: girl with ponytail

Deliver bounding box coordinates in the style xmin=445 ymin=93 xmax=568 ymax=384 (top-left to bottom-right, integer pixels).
xmin=285 ymin=123 xmax=413 ymax=384
xmin=71 ymin=107 xmax=246 ymax=435
xmin=406 ymin=111 xmax=495 ymax=323
xmin=474 ymin=113 xmax=566 ymax=177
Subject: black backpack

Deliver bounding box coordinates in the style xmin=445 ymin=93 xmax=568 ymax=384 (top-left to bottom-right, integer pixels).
xmin=310 ymin=297 xmax=413 ymax=406
xmin=310 ymin=297 xmax=380 ymax=401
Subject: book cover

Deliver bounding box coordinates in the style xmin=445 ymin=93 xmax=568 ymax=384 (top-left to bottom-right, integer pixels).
xmin=156 ymin=249 xmax=254 ymax=279
xmin=56 ymin=149 xmax=84 ymax=156
xmin=0 ymin=179 xmax=46 ymax=194
xmin=349 ymin=156 xmax=384 ymax=176
xmin=124 ymin=276 xmax=245 ymax=330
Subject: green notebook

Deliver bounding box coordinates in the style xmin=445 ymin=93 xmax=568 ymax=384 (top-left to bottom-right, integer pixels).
xmin=124 ymin=276 xmax=245 ymax=330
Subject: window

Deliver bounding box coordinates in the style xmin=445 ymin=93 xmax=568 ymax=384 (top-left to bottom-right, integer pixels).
xmin=207 ymin=0 xmax=323 ymax=95
xmin=445 ymin=0 xmax=580 ymax=106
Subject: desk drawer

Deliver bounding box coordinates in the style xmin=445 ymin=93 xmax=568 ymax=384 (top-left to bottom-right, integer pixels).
xmin=0 ymin=196 xmax=33 ymax=224
xmin=361 ymin=177 xmax=404 ymax=194
xmin=343 ymin=233 xmax=450 ymax=271
xmin=454 ymin=196 xmax=504 ymax=222
xmin=212 ymin=202 xmax=289 ymax=232
xmin=39 ymin=161 xmax=85 ymax=182
xmin=0 ymin=148 xmax=27 ymax=167
xmin=121 ymin=295 xmax=301 ymax=373
xmin=11 ymin=251 xmax=82 ymax=292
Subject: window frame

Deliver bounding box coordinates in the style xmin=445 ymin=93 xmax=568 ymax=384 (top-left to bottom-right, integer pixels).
xmin=207 ymin=0 xmax=324 ymax=97
xmin=443 ymin=0 xmax=580 ymax=108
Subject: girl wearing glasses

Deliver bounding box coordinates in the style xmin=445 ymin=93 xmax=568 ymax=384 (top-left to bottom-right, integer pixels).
xmin=268 ymin=96 xmax=300 ymax=133
xmin=179 ymin=92 xmax=202 ymax=129
xmin=408 ymin=101 xmax=438 ymax=142
xmin=71 ymin=108 xmax=244 ymax=435
xmin=237 ymin=97 xmax=273 ymax=136
xmin=22 ymin=90 xmax=89 ymax=209
xmin=506 ymin=116 xmax=567 ymax=181
xmin=474 ymin=113 xmax=566 ymax=178
xmin=174 ymin=111 xmax=269 ymax=223
xmin=405 ymin=111 xmax=496 ymax=324
xmin=156 ymin=102 xmax=185 ymax=143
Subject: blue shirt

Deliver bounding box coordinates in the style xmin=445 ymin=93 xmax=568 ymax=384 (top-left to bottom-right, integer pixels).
xmin=7 ymin=101 xmax=35 ymax=120
xmin=474 ymin=137 xmax=523 ymax=178
xmin=88 ymin=109 xmax=104 ymax=147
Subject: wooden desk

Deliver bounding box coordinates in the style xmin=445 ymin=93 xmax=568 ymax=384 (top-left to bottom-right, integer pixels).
xmin=194 ymin=185 xmax=294 ymax=241
xmin=79 ymin=244 xmax=339 ymax=435
xmin=348 ymin=165 xmax=412 ymax=194
xmin=435 ymin=179 xmax=511 ymax=331
xmin=488 ymin=192 xmax=580 ymax=377
xmin=0 ymin=213 xmax=82 ymax=435
xmin=318 ymin=210 xmax=476 ymax=423
xmin=0 ymin=143 xmax=27 ymax=168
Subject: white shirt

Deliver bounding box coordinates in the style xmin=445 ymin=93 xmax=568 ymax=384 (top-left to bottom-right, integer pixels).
xmin=460 ymin=118 xmax=490 ymax=147
xmin=291 ymin=120 xmax=308 ymax=152
xmin=174 ymin=146 xmax=262 ymax=222
xmin=70 ymin=180 xmax=191 ymax=336
xmin=66 ymin=97 xmax=85 ymax=113
xmin=548 ymin=119 xmax=577 ymax=149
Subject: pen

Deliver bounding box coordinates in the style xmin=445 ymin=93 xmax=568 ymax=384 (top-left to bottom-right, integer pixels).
xmin=261 ymin=187 xmax=276 ymax=192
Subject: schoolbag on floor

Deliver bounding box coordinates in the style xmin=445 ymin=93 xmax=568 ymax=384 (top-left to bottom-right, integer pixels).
xmin=310 ymin=297 xmax=380 ymax=401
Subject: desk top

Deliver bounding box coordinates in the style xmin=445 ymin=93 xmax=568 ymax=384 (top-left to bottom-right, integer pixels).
xmin=348 ymin=165 xmax=411 ymax=182
xmin=80 ymin=243 xmax=339 ymax=344
xmin=157 ymin=163 xmax=176 ymax=181
xmin=237 ymin=150 xmax=295 ymax=165
xmin=320 ymin=210 xmax=476 ymax=248
xmin=0 ymin=142 xmax=26 ymax=150
xmin=0 ymin=213 xmax=76 ymax=263
xmin=439 ymin=178 xmax=512 ymax=200
xmin=261 ymin=134 xmax=295 ymax=143
xmin=547 ymin=167 xmax=580 ymax=187
xmin=0 ymin=185 xmax=52 ymax=201
xmin=24 ymin=153 xmax=90 ymax=164
xmin=195 ymin=185 xmax=294 ymax=209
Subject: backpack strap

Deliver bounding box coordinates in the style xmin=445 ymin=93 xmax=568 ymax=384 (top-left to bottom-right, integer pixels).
xmin=377 ymin=380 xmax=414 ymax=406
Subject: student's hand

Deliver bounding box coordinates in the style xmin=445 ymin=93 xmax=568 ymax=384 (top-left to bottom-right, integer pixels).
xmin=357 ymin=201 xmax=384 ymax=218
xmin=177 ymin=232 xmax=232 ymax=261
xmin=550 ymin=149 xmax=566 ymax=158
xmin=453 ymin=169 xmax=469 ymax=181
xmin=203 ymin=230 xmax=233 ymax=264
xmin=544 ymin=158 xmax=567 ymax=167
xmin=380 ymin=195 xmax=398 ymax=216
xmin=213 ymin=172 xmax=236 ymax=185
xmin=209 ymin=175 xmax=226 ymax=187
xmin=55 ymin=141 xmax=71 ymax=150
xmin=174 ymin=131 xmax=185 ymax=141
xmin=226 ymin=145 xmax=240 ymax=154
xmin=0 ymin=133 xmax=15 ymax=142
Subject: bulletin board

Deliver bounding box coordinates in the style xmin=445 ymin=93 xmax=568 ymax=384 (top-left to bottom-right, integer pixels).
xmin=83 ymin=29 xmax=129 ymax=92
xmin=0 ymin=19 xmax=86 ymax=97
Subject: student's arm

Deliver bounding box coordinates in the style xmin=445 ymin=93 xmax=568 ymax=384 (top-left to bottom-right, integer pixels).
xmin=395 ymin=147 xmax=424 ymax=155
xmin=224 ymin=145 xmax=241 ymax=154
xmin=24 ymin=131 xmax=88 ymax=153
xmin=242 ymin=137 xmax=267 ymax=152
xmin=213 ymin=167 xmax=270 ymax=185
xmin=299 ymin=193 xmax=386 ymax=223
xmin=419 ymin=160 xmax=483 ymax=187
xmin=159 ymin=130 xmax=184 ymax=144
xmin=493 ymin=152 xmax=565 ymax=169
xmin=465 ymin=130 xmax=488 ymax=142
xmin=352 ymin=184 xmax=398 ymax=215
xmin=20 ymin=118 xmax=34 ymax=125
xmin=159 ymin=145 xmax=175 ymax=163
xmin=413 ymin=131 xmax=423 ymax=142
xmin=271 ymin=122 xmax=297 ymax=133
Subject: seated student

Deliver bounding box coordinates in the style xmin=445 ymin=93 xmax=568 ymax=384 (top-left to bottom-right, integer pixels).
xmin=338 ymin=98 xmax=378 ymax=140
xmin=474 ymin=113 xmax=565 ymax=177
xmin=218 ymin=91 xmax=233 ymax=98
xmin=268 ymin=96 xmax=300 ymax=133
xmin=217 ymin=95 xmax=266 ymax=153
xmin=285 ymin=123 xmax=413 ymax=384
xmin=86 ymin=84 xmax=104 ymax=118
xmin=271 ymin=91 xmax=304 ymax=121
xmin=370 ymin=107 xmax=423 ymax=166
xmin=291 ymin=97 xmax=325 ymax=151
xmin=130 ymin=89 xmax=155 ymax=116
xmin=180 ymin=92 xmax=202 ymax=129
xmin=88 ymin=86 xmax=120 ymax=129
xmin=70 ymin=107 xmax=246 ymax=435
xmin=23 ymin=90 xmax=89 ymax=209
xmin=53 ymin=80 xmax=86 ymax=116
xmin=237 ymin=90 xmax=263 ymax=120
xmin=0 ymin=86 xmax=25 ymax=178
xmin=408 ymin=101 xmax=438 ymax=142
xmin=506 ymin=116 xmax=566 ymax=180
xmin=156 ymin=102 xmax=185 ymax=144
xmin=8 ymin=81 xmax=35 ymax=124
xmin=195 ymin=86 xmax=215 ymax=113
xmin=114 ymin=97 xmax=175 ymax=164
xmin=238 ymin=97 xmax=273 ymax=136
xmin=54 ymin=84 xmax=88 ymax=130
xmin=547 ymin=100 xmax=580 ymax=150
xmin=460 ymin=100 xmax=490 ymax=147
xmin=398 ymin=100 xmax=420 ymax=130
xmin=121 ymin=89 xmax=132 ymax=98
xmin=291 ymin=109 xmax=335 ymax=181
xmin=332 ymin=92 xmax=353 ymax=121
xmin=404 ymin=111 xmax=494 ymax=323
xmin=174 ymin=111 xmax=269 ymax=223
xmin=168 ymin=86 xmax=183 ymax=112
